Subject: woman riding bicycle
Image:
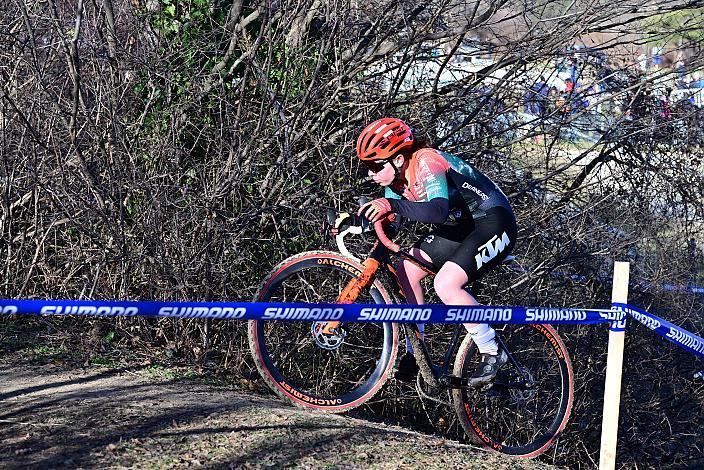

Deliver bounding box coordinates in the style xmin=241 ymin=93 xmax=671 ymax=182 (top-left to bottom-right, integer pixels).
xmin=355 ymin=117 xmax=518 ymax=386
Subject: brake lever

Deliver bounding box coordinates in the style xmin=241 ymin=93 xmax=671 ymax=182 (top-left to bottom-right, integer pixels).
xmin=326 ymin=208 xmax=337 ymax=226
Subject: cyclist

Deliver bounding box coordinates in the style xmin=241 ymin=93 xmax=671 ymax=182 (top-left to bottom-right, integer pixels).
xmin=354 ymin=117 xmax=517 ymax=386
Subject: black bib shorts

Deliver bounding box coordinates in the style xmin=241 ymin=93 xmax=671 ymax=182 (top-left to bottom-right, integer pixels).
xmin=414 ymin=207 xmax=517 ymax=282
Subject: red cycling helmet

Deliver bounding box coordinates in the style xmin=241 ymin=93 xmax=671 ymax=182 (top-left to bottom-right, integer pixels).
xmin=356 ymin=118 xmax=414 ymax=161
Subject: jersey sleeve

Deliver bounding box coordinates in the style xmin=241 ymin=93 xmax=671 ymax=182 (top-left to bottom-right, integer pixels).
xmin=386 ymin=151 xmax=451 ymax=224
xmin=415 ymin=150 xmax=450 ymax=200
xmin=388 ymin=198 xmax=449 ymax=224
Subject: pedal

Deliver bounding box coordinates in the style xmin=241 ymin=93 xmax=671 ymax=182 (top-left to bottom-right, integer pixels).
xmin=438 ymin=374 xmax=470 ymax=389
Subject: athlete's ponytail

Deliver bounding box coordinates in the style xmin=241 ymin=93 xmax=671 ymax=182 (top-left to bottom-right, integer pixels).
xmin=405 ymin=127 xmax=432 ymax=154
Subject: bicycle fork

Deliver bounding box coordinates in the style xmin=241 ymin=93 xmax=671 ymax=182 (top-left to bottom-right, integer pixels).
xmin=320 ymin=258 xmax=380 ymax=335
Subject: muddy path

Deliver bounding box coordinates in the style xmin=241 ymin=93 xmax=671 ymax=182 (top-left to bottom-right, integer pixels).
xmin=0 ymin=357 xmax=561 ymax=469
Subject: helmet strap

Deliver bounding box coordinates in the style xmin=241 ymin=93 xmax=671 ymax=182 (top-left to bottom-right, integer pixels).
xmin=389 ymin=159 xmax=401 ymax=178
xmin=389 ymin=153 xmax=406 ymax=179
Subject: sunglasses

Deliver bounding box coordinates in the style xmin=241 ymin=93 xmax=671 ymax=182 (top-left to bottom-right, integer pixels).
xmin=362 ymin=159 xmax=392 ymax=173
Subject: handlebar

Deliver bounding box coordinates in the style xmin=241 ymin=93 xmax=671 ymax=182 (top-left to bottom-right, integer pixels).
xmin=330 ymin=208 xmax=401 ymax=258
xmin=374 ymin=214 xmax=400 ymax=253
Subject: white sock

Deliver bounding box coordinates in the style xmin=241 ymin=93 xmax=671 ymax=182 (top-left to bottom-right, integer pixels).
xmin=466 ymin=324 xmax=498 ymax=355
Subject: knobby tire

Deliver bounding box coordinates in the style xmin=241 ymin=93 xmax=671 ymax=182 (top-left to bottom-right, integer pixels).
xmin=452 ymin=324 xmax=573 ymax=458
xmin=248 ymin=251 xmax=399 ymax=412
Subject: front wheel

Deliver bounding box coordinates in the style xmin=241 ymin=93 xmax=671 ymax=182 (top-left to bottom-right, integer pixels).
xmin=248 ymin=251 xmax=399 ymax=412
xmin=452 ymin=324 xmax=574 ymax=457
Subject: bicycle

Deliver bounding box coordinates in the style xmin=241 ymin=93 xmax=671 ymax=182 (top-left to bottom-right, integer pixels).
xmin=248 ymin=212 xmax=574 ymax=458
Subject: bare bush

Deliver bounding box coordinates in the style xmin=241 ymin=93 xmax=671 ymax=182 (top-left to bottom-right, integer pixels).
xmin=1 ymin=0 xmax=703 ymax=467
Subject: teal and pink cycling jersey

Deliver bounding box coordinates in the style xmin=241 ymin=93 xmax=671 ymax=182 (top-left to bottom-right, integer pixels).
xmin=384 ymin=148 xmax=512 ymax=224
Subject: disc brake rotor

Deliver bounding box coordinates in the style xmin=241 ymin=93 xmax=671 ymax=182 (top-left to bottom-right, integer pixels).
xmin=508 ymin=367 xmax=536 ymax=403
xmin=311 ymin=322 xmax=347 ymax=350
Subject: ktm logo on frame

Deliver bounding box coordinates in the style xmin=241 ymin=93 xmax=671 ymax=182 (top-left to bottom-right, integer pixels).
xmin=475 ymin=232 xmax=511 ymax=270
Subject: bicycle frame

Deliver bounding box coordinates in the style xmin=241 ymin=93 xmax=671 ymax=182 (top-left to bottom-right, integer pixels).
xmin=320 ymin=218 xmax=480 ymax=388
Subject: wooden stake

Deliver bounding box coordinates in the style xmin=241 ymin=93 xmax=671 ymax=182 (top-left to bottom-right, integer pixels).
xmin=599 ymin=261 xmax=630 ymax=470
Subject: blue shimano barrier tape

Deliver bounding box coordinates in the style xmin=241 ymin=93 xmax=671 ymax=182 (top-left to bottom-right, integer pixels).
xmin=0 ymin=299 xmax=619 ymax=325
xmin=608 ymin=302 xmax=628 ymax=332
xmin=616 ymin=302 xmax=704 ymax=360
xmin=3 ymin=299 xmax=702 ymax=360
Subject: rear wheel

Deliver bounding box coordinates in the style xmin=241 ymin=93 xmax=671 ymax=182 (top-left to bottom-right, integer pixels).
xmin=452 ymin=324 xmax=573 ymax=457
xmin=248 ymin=251 xmax=398 ymax=412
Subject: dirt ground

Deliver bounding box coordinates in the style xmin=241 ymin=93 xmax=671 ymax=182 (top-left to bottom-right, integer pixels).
xmin=0 ymin=353 xmax=564 ymax=469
